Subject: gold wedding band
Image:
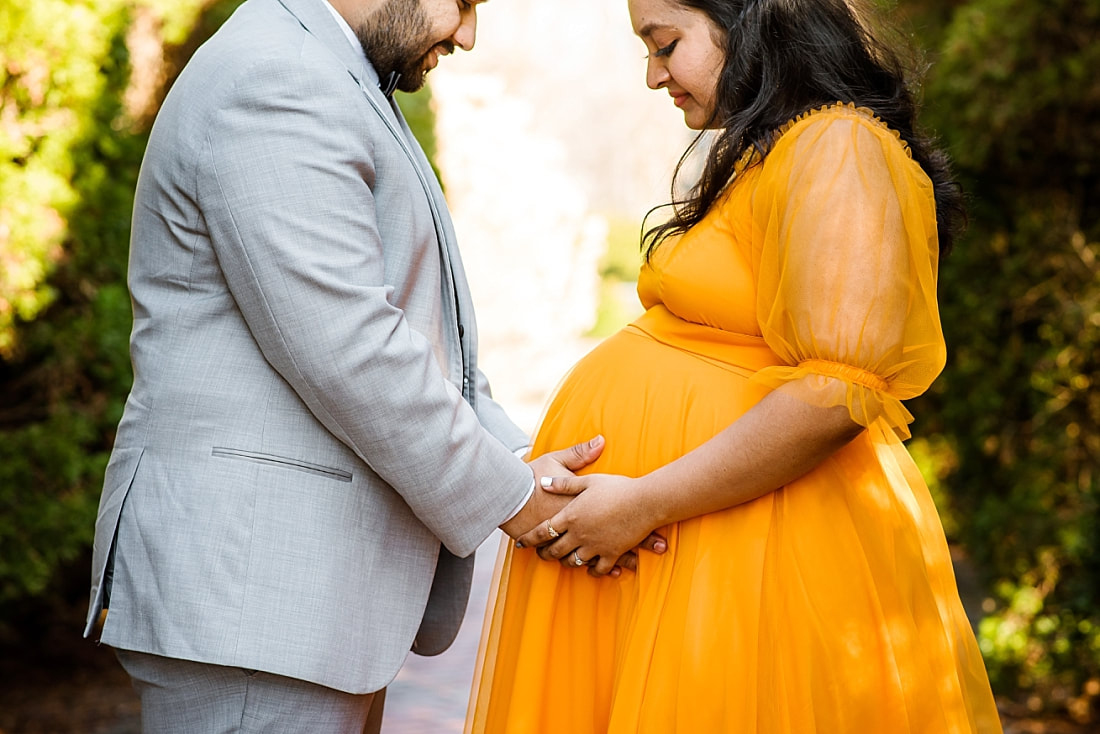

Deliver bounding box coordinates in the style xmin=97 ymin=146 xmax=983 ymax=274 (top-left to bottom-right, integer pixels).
xmin=572 ymin=550 xmax=585 ymax=566
xmin=546 ymin=521 xmax=561 ymax=539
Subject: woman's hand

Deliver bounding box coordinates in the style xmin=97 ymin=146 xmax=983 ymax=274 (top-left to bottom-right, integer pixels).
xmin=516 ymin=473 xmax=665 ymax=577
xmin=500 ymin=435 xmax=606 ymax=540
xmin=517 ymin=390 xmax=864 ymax=578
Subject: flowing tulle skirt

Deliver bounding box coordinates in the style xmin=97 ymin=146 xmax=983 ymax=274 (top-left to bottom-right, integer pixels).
xmin=466 ymin=309 xmax=1002 ymax=733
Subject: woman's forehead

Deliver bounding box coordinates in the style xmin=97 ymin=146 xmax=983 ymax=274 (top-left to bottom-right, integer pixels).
xmin=629 ymin=0 xmax=694 ymax=36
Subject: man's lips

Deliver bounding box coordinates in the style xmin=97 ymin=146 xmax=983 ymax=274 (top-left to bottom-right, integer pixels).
xmin=424 ymin=42 xmax=455 ymax=71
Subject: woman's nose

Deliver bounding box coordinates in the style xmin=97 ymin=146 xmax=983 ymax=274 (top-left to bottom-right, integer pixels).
xmin=646 ymin=59 xmax=669 ymax=90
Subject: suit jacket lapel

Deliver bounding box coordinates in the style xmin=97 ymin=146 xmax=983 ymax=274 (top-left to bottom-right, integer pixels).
xmin=276 ymin=0 xmax=440 ymax=213
xmin=277 ymin=0 xmax=456 ymax=268
xmin=277 ymin=0 xmax=373 ymax=84
xmin=275 ymin=0 xmax=470 ymax=398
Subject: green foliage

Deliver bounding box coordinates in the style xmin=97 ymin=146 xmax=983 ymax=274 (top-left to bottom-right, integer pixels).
xmin=908 ymin=435 xmax=961 ymax=539
xmin=588 ymin=218 xmax=644 ymax=338
xmin=0 ymin=0 xmax=130 ymax=357
xmin=0 ymin=0 xmax=139 ymax=616
xmin=397 ymin=86 xmax=442 ymax=182
xmin=597 ymin=218 xmax=645 ymax=283
xmin=909 ymin=0 xmax=1100 ymax=714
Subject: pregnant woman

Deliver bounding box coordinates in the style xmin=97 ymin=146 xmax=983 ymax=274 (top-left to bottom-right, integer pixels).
xmin=466 ymin=0 xmax=1003 ymax=731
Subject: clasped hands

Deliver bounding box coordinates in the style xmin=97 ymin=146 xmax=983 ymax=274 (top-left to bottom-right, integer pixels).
xmin=500 ymin=435 xmax=666 ymax=577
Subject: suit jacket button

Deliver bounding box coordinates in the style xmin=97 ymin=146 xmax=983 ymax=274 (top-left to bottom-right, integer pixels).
xmin=458 ymin=324 xmax=465 ymax=338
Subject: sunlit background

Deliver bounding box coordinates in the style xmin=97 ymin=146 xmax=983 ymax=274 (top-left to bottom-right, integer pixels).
xmin=431 ymin=0 xmax=690 ymax=432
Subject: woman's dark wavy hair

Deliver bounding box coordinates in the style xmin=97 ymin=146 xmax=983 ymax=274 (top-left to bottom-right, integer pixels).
xmin=642 ymin=0 xmax=965 ymax=259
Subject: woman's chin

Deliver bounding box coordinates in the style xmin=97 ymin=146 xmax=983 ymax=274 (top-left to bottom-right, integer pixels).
xmin=683 ymin=114 xmax=707 ymax=131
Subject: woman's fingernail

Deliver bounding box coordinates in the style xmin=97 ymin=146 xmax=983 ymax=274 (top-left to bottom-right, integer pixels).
xmin=515 ymin=541 xmax=524 ymax=549
xmin=655 ymin=541 xmax=667 ymax=553
xmin=589 ymin=435 xmax=604 ymax=449
xmin=540 ymin=476 xmax=553 ymax=489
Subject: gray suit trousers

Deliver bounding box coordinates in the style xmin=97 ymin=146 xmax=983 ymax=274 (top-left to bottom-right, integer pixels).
xmin=115 ymin=649 xmax=386 ymax=734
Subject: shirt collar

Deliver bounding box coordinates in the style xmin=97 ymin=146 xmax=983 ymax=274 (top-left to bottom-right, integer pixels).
xmin=321 ymin=0 xmax=367 ymax=64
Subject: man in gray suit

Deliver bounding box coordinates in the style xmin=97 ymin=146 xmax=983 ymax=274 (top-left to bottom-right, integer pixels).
xmin=83 ymin=0 xmax=620 ymax=730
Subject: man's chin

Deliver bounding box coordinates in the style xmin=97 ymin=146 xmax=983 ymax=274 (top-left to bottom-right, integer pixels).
xmin=396 ymin=69 xmax=429 ymax=94
xmin=396 ymin=54 xmax=437 ymax=93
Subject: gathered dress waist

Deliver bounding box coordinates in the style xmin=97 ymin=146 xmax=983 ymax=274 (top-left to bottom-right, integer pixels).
xmin=625 ymin=305 xmax=786 ymax=377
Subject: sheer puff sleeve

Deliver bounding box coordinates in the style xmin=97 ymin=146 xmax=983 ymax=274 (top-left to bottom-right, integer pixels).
xmin=749 ymin=104 xmax=946 ymax=439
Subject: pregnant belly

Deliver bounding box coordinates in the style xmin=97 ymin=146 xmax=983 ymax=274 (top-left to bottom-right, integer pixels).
xmin=531 ymin=318 xmax=776 ymax=477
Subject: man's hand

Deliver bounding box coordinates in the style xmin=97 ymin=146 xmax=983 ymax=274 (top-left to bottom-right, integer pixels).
xmin=498 ymin=435 xmax=606 ymax=539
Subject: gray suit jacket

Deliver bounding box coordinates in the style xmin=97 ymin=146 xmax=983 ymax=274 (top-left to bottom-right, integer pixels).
xmin=84 ymin=0 xmax=532 ymax=694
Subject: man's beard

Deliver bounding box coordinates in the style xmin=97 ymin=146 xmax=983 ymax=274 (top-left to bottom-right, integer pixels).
xmin=355 ymin=0 xmax=439 ymax=93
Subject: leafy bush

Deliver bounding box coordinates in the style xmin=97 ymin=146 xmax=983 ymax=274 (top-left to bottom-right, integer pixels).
xmin=588 ymin=218 xmax=644 ymax=338
xmin=911 ymin=0 xmax=1100 ymax=717
xmin=0 ymin=0 xmax=138 ymax=618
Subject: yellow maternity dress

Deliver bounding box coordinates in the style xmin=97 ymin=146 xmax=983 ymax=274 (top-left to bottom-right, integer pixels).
xmin=466 ymin=104 xmax=1003 ymax=733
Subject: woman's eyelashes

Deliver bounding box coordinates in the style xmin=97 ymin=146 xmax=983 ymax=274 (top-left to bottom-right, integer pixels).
xmin=644 ymin=39 xmax=679 ymax=60
xmin=653 ymin=39 xmax=678 ymax=58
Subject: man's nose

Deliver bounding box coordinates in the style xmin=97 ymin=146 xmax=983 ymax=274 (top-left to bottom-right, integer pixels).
xmin=453 ymin=10 xmax=477 ymax=51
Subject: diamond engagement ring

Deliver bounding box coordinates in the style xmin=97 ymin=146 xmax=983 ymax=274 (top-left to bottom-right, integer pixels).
xmin=572 ymin=550 xmax=585 ymax=566
xmin=546 ymin=521 xmax=561 ymax=539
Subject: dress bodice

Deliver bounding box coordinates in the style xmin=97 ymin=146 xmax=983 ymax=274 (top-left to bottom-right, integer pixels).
xmin=637 ymin=176 xmax=761 ymax=338
xmin=634 ymin=103 xmax=945 ymax=438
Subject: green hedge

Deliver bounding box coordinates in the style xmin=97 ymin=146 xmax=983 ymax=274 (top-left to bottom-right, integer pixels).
xmin=911 ymin=0 xmax=1100 ymax=715
xmin=0 ymin=0 xmax=139 ymax=617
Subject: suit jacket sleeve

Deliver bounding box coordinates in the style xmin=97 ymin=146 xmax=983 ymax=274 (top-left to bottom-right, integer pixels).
xmin=194 ymin=52 xmax=531 ymax=557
